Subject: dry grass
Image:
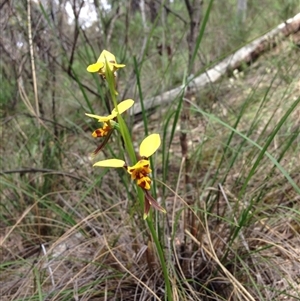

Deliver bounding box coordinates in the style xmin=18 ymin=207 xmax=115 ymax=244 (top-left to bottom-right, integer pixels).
xmin=1 ymin=10 xmax=300 ymax=301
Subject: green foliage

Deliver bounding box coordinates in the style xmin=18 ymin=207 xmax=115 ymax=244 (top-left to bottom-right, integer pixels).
xmin=0 ymin=64 xmax=17 ymax=111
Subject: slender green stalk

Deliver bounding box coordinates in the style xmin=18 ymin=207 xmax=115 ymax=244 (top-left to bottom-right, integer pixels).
xmin=147 ymin=211 xmax=173 ymax=301
xmin=33 ymin=267 xmax=43 ymax=301
xmin=105 ymin=62 xmax=173 ymax=301
xmin=133 ymin=56 xmax=148 ymax=137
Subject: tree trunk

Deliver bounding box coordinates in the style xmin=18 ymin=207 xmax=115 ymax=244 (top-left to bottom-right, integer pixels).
xmin=237 ymin=0 xmax=247 ymax=24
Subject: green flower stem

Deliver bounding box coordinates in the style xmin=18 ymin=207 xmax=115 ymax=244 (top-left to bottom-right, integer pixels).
xmin=105 ymin=63 xmax=173 ymax=301
xmin=142 ymin=190 xmax=173 ymax=301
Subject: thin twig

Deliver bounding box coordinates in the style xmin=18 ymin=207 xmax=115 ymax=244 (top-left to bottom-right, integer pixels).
xmin=41 ymin=244 xmax=55 ymax=288
xmin=0 ymin=0 xmax=9 ymax=10
xmin=0 ymin=168 xmax=83 ymax=181
xmin=155 ymin=0 xmax=187 ymax=24
xmin=48 ymin=53 xmax=101 ymax=99
xmin=27 ymin=0 xmax=40 ymax=125
xmin=67 ymin=1 xmax=84 ymax=75
xmin=107 ymin=6 xmax=122 ymax=46
xmin=139 ymin=0 xmax=149 ymax=56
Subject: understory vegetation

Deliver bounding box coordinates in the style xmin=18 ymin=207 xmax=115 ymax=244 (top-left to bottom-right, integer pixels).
xmin=1 ymin=1 xmax=299 ymax=300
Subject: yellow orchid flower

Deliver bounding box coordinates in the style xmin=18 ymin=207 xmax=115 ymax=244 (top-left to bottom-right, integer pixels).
xmin=86 ymin=99 xmax=134 ymax=122
xmin=93 ymin=134 xmax=166 ymax=219
xmin=85 ymin=99 xmax=134 ymax=154
xmin=87 ymin=50 xmax=125 ymax=77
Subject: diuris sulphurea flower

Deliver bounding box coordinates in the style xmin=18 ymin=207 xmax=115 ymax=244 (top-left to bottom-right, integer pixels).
xmin=87 ymin=50 xmax=125 ymax=78
xmin=93 ymin=134 xmax=166 ymax=219
xmin=85 ymin=99 xmax=134 ymax=155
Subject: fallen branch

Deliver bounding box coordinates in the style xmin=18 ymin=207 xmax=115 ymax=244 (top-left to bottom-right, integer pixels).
xmin=132 ymin=13 xmax=300 ymax=115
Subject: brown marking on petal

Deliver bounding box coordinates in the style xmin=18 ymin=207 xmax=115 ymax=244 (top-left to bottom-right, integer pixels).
xmin=137 ymin=177 xmax=151 ymax=190
xmin=92 ymin=129 xmax=105 ymax=137
xmin=140 ymin=181 xmax=146 ymax=189
xmin=92 ymin=123 xmax=111 ymax=138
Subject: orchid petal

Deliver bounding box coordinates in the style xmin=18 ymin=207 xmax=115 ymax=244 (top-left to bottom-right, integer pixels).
xmin=87 ymin=62 xmax=103 ymax=73
xmin=85 ymin=113 xmax=105 ymax=120
xmin=93 ymin=159 xmax=125 ymax=168
xmin=87 ymin=50 xmax=125 ymax=75
xmin=139 ymin=134 xmax=161 ymax=158
xmin=85 ymin=113 xmax=115 ymax=122
xmin=98 ymin=50 xmax=116 ymax=64
xmin=112 ymin=99 xmax=134 ymax=115
xmin=113 ymin=63 xmax=126 ymax=68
